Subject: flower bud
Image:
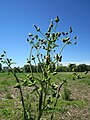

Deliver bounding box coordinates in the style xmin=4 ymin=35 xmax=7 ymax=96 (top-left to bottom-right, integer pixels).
xmin=56 ymin=32 xmax=61 ymax=37
xmin=74 ymin=36 xmax=77 ymax=39
xmin=66 ymin=32 xmax=68 ymax=35
xmin=3 ymin=51 xmax=6 ymax=54
xmin=40 ymin=54 xmax=43 ymax=57
xmin=32 ymin=37 xmax=34 ymax=40
xmin=62 ymin=32 xmax=65 ymax=35
xmin=62 ymin=38 xmax=70 ymax=43
xmin=45 ymin=32 xmax=50 ymax=38
xmin=7 ymin=58 xmax=10 ymax=63
xmin=27 ymin=60 xmax=30 ymax=63
xmin=33 ymin=24 xmax=40 ymax=31
xmin=55 ymin=16 xmax=60 ymax=23
xmin=43 ymin=46 xmax=45 ymax=49
xmin=50 ymin=19 xmax=53 ymax=27
xmin=10 ymin=59 xmax=12 ymax=61
xmin=27 ymin=38 xmax=29 ymax=42
xmin=74 ymin=42 xmax=77 ymax=45
xmin=54 ymin=50 xmax=55 ymax=52
xmin=1 ymin=54 xmax=4 ymax=57
xmin=69 ymin=27 xmax=72 ymax=33
xmin=28 ymin=33 xmax=33 ymax=37
xmin=59 ymin=56 xmax=62 ymax=62
xmin=55 ymin=54 xmax=59 ymax=60
xmin=34 ymin=35 xmax=38 ymax=39
xmin=32 ymin=55 xmax=35 ymax=60
xmin=52 ymin=33 xmax=55 ymax=39
xmin=67 ymin=41 xmax=72 ymax=44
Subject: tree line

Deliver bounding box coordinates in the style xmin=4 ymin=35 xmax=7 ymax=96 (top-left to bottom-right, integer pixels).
xmin=0 ymin=63 xmax=90 ymax=73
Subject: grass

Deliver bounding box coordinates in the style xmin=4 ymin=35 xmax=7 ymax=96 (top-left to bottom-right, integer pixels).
xmin=0 ymin=72 xmax=90 ymax=119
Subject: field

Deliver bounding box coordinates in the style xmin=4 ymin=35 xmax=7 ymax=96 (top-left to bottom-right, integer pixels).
xmin=0 ymin=72 xmax=90 ymax=120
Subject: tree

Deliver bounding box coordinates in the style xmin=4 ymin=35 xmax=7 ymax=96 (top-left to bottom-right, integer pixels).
xmin=13 ymin=67 xmax=21 ymax=73
xmin=23 ymin=64 xmax=30 ymax=73
xmin=3 ymin=66 xmax=9 ymax=72
xmin=88 ymin=65 xmax=90 ymax=71
xmin=37 ymin=63 xmax=44 ymax=72
xmin=0 ymin=63 xmax=2 ymax=72
xmin=77 ymin=64 xmax=88 ymax=72
xmin=56 ymin=65 xmax=69 ymax=72
xmin=68 ymin=63 xmax=77 ymax=72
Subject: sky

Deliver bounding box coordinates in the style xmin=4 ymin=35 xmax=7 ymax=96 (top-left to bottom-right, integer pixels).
xmin=0 ymin=0 xmax=90 ymax=67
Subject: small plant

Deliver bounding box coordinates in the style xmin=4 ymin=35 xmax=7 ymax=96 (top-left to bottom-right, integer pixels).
xmin=62 ymin=88 xmax=71 ymax=101
xmin=0 ymin=16 xmax=77 ymax=120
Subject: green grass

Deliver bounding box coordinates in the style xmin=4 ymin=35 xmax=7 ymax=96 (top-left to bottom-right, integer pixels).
xmin=0 ymin=72 xmax=90 ymax=119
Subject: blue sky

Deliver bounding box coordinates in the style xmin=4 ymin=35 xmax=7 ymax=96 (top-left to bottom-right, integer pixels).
xmin=0 ymin=0 xmax=90 ymax=67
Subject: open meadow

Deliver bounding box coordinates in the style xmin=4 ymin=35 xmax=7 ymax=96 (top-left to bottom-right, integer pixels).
xmin=0 ymin=72 xmax=90 ymax=120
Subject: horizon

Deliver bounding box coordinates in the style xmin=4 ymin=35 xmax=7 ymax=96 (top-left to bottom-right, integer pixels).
xmin=1 ymin=61 xmax=90 ymax=68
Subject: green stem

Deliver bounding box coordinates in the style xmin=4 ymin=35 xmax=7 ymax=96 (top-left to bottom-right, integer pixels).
xmin=53 ymin=42 xmax=67 ymax=65
xmin=33 ymin=59 xmax=41 ymax=78
xmin=54 ymin=22 xmax=58 ymax=33
xmin=43 ymin=83 xmax=47 ymax=109
xmin=29 ymin=46 xmax=33 ymax=77
xmin=51 ymin=73 xmax=74 ymax=120
xmin=39 ymin=31 xmax=48 ymax=41
xmin=37 ymin=49 xmax=44 ymax=78
xmin=37 ymin=85 xmax=43 ymax=120
xmin=8 ymin=66 xmax=28 ymax=120
xmin=59 ymin=42 xmax=67 ymax=56
xmin=50 ymin=80 xmax=66 ymax=120
xmin=3 ymin=55 xmax=28 ymax=120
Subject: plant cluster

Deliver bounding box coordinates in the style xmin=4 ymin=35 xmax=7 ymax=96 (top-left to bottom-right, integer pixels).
xmin=0 ymin=16 xmax=78 ymax=120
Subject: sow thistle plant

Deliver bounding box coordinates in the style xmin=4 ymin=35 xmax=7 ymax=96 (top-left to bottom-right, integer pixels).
xmin=0 ymin=16 xmax=78 ymax=120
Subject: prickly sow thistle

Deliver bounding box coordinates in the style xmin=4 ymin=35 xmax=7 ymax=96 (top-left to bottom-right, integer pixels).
xmin=26 ymin=16 xmax=77 ymax=119
xmin=0 ymin=16 xmax=77 ymax=120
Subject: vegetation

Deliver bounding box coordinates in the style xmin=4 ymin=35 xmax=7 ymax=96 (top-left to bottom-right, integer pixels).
xmin=0 ymin=16 xmax=89 ymax=120
xmin=0 ymin=72 xmax=90 ymax=120
xmin=0 ymin=63 xmax=2 ymax=72
xmin=1 ymin=63 xmax=90 ymax=73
